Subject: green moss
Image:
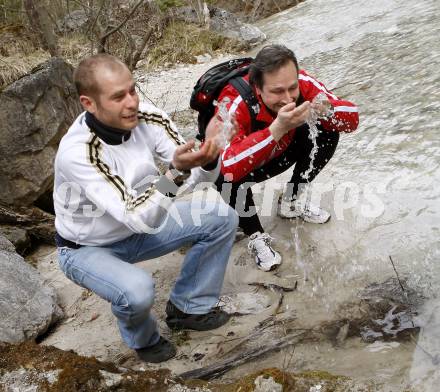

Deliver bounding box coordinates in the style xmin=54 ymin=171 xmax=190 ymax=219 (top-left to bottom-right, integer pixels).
xmin=1 ymin=343 xmax=378 ymax=392
xmin=298 ymin=370 xmax=348 ymax=381
xmin=239 ymin=368 xmax=295 ymax=391
xmin=202 ymin=368 xmax=296 ymax=392
xmin=155 ymin=0 xmax=185 ymax=12
xmin=201 ymin=368 xmax=353 ymax=392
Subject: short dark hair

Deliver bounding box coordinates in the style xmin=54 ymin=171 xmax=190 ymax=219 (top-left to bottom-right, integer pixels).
xmin=73 ymin=54 xmax=126 ymax=97
xmin=249 ymin=44 xmax=299 ymax=89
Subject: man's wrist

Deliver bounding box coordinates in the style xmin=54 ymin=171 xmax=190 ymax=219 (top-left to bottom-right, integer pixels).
xmin=201 ymin=156 xmax=219 ymax=171
xmin=269 ymin=121 xmax=286 ymax=142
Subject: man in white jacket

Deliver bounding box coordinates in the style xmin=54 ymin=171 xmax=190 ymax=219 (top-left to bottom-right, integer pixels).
xmin=53 ymin=54 xmax=238 ymax=363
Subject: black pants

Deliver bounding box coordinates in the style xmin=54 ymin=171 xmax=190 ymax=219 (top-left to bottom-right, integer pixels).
xmin=215 ymin=124 xmax=339 ymax=236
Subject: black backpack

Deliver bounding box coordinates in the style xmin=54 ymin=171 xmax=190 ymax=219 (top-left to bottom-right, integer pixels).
xmin=190 ymin=57 xmax=262 ymax=141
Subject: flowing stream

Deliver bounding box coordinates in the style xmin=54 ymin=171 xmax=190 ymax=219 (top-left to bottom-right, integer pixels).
xmin=243 ymin=0 xmax=440 ymax=390
xmin=139 ymin=0 xmax=440 ymax=388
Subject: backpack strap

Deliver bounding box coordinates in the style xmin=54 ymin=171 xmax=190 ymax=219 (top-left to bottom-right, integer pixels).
xmin=230 ymin=77 xmax=265 ymax=132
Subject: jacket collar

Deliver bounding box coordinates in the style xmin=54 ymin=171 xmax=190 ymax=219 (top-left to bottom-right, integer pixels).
xmin=85 ymin=112 xmax=132 ymax=145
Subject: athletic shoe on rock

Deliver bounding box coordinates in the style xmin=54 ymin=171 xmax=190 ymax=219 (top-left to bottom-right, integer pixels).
xmin=277 ymin=196 xmax=331 ymax=224
xmin=247 ymin=232 xmax=282 ymax=272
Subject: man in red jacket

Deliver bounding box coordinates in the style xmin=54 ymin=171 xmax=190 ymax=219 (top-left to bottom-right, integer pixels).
xmin=215 ymin=44 xmax=359 ymax=272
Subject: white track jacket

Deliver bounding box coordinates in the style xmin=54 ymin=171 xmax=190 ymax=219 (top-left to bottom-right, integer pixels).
xmin=54 ymin=102 xmax=219 ymax=246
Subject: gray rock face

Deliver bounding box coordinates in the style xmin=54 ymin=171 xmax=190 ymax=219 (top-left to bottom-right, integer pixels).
xmin=172 ymin=6 xmax=266 ymax=47
xmin=209 ymin=8 xmax=266 ymax=46
xmin=0 ymin=234 xmax=62 ymax=343
xmin=0 ymin=234 xmax=15 ymax=252
xmin=0 ymin=226 xmax=30 ymax=254
xmin=0 ymin=57 xmax=81 ymax=207
xmin=56 ymin=9 xmax=89 ymax=34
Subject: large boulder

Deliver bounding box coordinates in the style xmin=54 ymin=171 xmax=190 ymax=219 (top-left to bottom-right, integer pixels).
xmin=0 ymin=203 xmax=56 ymax=254
xmin=0 ymin=234 xmax=63 ymax=343
xmin=0 ymin=57 xmax=81 ymax=208
xmin=172 ymin=6 xmax=266 ymax=47
xmin=200 ymin=0 xmax=303 ymax=22
xmin=0 ymin=233 xmax=15 ymax=253
xmin=209 ymin=7 xmax=266 ymax=46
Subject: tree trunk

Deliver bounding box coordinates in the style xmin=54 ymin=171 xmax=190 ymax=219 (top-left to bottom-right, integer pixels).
xmin=23 ymin=0 xmax=59 ymax=57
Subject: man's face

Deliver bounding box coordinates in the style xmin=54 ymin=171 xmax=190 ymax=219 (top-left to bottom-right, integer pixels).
xmin=255 ymin=61 xmax=300 ymax=114
xmin=85 ymin=66 xmax=140 ymax=131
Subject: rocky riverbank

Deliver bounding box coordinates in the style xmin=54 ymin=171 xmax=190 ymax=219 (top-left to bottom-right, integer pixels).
xmin=1 ymin=0 xmax=435 ymax=390
xmin=2 ymin=231 xmax=421 ymax=391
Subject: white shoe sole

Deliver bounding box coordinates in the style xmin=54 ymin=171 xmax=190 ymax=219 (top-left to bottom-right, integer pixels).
xmin=256 ymin=254 xmax=282 ymax=272
xmin=277 ymin=206 xmax=330 ymax=224
xmin=302 ymin=214 xmax=331 ymax=224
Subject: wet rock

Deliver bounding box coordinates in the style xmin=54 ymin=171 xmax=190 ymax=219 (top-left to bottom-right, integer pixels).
xmin=0 ymin=234 xmax=63 ymax=343
xmin=318 ymin=278 xmax=424 ymax=345
xmin=365 ymin=341 xmax=400 ymax=353
xmin=335 ymin=322 xmax=350 ymax=346
xmin=357 ymin=277 xmax=424 ymax=341
xmin=409 ymin=298 xmax=440 ymax=388
xmin=359 ymin=277 xmax=425 ymax=309
xmin=220 ymin=292 xmax=271 ymax=315
xmin=0 ymin=57 xmax=81 ymax=208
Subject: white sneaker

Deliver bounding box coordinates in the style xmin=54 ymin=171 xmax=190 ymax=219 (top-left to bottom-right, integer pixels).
xmin=247 ymin=232 xmax=282 ymax=272
xmin=277 ymin=197 xmax=331 ymax=224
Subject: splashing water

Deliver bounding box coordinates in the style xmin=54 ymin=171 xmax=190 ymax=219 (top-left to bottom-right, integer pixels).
xmin=213 ymin=97 xmax=233 ymax=149
xmin=301 ymin=92 xmax=333 ymax=180
xmin=292 ymin=220 xmax=309 ymax=281
xmin=292 ymin=93 xmax=333 ymax=282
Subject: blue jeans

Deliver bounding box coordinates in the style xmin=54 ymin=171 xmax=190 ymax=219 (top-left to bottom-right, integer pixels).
xmin=57 ymin=200 xmax=238 ymax=349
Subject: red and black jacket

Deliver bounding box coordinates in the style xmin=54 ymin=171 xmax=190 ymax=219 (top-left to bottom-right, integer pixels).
xmin=217 ymin=70 xmax=359 ymax=182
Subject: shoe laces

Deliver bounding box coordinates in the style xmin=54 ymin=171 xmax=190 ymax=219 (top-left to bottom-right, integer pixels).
xmin=248 ymin=233 xmax=276 ymax=258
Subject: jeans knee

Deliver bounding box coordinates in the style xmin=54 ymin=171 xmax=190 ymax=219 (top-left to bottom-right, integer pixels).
xmin=215 ymin=205 xmax=238 ymax=237
xmin=226 ymin=205 xmax=239 ymax=231
xmin=123 ymin=272 xmax=155 ymax=314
